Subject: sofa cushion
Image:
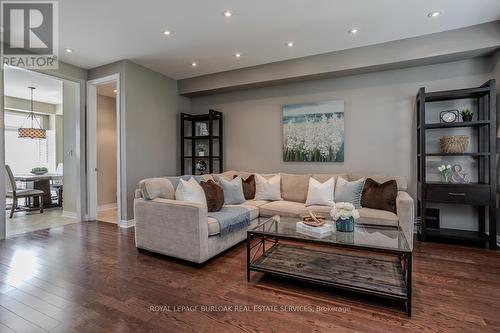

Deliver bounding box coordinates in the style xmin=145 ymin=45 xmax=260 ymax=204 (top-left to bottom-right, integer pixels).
xmin=312 ymin=174 xmax=347 ymax=183
xmin=349 ymin=174 xmax=407 ymax=191
xmin=207 ymin=217 xmax=220 ymax=236
xmin=260 ymin=200 xmax=306 ymax=217
xmin=357 ymin=208 xmax=398 ymax=227
xmin=259 ymin=201 xmax=398 ymax=227
xmin=207 ymin=205 xmax=259 ymax=236
xmin=140 ymin=178 xmax=175 ymax=200
xmin=200 ymin=180 xmax=224 ymax=212
xmin=242 ymin=199 xmax=269 ymax=207
xmin=281 ymin=173 xmax=310 ymax=203
xmin=166 ymin=175 xmax=204 ymax=189
xmin=361 ymin=178 xmax=397 ymax=214
xmin=233 ymin=174 xmax=255 ymax=200
xmin=224 ymin=204 xmax=259 ymax=220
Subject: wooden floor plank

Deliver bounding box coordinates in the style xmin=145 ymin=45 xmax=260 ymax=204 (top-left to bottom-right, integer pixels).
xmin=0 ymin=221 xmax=498 ymax=332
xmin=0 ymin=305 xmax=46 ymax=333
xmin=0 ymin=294 xmax=60 ymax=331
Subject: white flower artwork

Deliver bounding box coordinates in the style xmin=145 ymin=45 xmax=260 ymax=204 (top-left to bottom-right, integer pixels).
xmin=283 ymin=100 xmax=345 ymax=162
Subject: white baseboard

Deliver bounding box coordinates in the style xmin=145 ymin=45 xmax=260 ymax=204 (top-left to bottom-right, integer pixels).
xmin=119 ymin=219 xmax=135 ymax=228
xmin=62 ymin=211 xmax=77 ymax=219
xmin=98 ymin=203 xmax=117 ymax=211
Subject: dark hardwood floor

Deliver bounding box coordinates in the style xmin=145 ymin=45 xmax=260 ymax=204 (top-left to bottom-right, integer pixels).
xmin=0 ymin=221 xmax=499 ymax=332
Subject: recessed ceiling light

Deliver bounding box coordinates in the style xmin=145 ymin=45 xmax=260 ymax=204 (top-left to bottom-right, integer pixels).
xmin=64 ymin=48 xmax=73 ymax=53
xmin=348 ymin=28 xmax=359 ymax=34
xmin=162 ymin=30 xmax=172 ymax=36
xmin=113 ymin=89 xmax=117 ymax=93
xmin=223 ymin=10 xmax=232 ymax=17
xmin=287 ymin=41 xmax=295 ymax=47
xmin=191 ymin=62 xmax=197 ymax=67
xmin=428 ymin=11 xmax=441 ymax=18
xmin=234 ymin=53 xmax=242 ymax=58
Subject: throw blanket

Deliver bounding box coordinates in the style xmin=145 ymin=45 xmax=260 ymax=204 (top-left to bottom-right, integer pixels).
xmin=208 ymin=206 xmax=251 ymax=237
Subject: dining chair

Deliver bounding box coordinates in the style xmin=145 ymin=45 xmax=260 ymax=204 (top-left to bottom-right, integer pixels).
xmin=5 ymin=165 xmax=44 ymax=218
xmin=51 ymin=163 xmax=63 ymax=206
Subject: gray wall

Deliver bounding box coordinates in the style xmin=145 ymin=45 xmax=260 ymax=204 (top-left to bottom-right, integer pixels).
xmin=89 ymin=60 xmax=189 ymax=220
xmin=97 ymin=95 xmax=117 ymax=206
xmin=190 ymin=58 xmax=493 ymax=199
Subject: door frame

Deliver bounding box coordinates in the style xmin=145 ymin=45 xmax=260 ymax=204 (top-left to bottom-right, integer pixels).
xmin=86 ymin=73 xmax=121 ymax=224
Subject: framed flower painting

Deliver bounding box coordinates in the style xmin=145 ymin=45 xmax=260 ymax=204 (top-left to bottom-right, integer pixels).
xmin=282 ymin=100 xmax=344 ymax=162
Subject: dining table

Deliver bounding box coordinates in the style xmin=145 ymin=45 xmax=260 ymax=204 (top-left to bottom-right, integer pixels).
xmin=14 ymin=173 xmax=63 ymax=208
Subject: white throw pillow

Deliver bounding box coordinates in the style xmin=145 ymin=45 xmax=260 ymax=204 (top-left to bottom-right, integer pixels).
xmin=175 ymin=177 xmax=207 ymax=207
xmin=254 ymin=174 xmax=282 ymax=201
xmin=305 ymin=177 xmax=335 ymax=206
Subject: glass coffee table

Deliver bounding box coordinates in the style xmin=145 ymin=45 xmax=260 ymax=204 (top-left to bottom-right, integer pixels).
xmin=247 ymin=215 xmax=412 ymax=316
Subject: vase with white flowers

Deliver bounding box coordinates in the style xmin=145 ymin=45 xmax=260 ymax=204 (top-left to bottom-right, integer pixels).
xmin=330 ymin=202 xmax=360 ymax=232
xmin=438 ymin=164 xmax=451 ymax=183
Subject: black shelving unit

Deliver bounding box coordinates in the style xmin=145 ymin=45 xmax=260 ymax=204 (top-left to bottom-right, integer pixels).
xmin=416 ymin=79 xmax=497 ymax=249
xmin=180 ymin=110 xmax=223 ymax=175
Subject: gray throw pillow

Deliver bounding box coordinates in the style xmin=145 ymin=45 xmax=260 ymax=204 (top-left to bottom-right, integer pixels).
xmin=215 ymin=176 xmax=246 ymax=205
xmin=335 ymin=177 xmax=366 ymax=208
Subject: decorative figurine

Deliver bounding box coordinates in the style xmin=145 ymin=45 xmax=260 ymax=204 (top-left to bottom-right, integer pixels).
xmin=450 ymin=164 xmax=470 ymax=184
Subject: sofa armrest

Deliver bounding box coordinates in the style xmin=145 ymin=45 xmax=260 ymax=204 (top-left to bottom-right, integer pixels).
xmin=134 ymin=198 xmax=209 ymax=263
xmin=396 ymin=191 xmax=414 ymax=250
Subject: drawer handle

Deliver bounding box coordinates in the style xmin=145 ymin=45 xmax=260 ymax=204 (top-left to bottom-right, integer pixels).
xmin=448 ymin=192 xmax=466 ymax=196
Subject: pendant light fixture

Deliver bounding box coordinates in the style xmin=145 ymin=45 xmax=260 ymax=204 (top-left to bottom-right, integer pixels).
xmin=18 ymin=87 xmax=46 ymax=139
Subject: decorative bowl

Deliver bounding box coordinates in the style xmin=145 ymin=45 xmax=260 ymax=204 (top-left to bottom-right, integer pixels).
xmin=30 ymin=167 xmax=48 ymax=175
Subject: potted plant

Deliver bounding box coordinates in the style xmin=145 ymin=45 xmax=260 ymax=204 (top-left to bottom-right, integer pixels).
xmin=330 ymin=202 xmax=360 ymax=233
xmin=197 ymin=144 xmax=206 ymax=157
xmin=438 ymin=164 xmax=451 ymax=183
xmin=460 ymin=109 xmax=473 ymax=122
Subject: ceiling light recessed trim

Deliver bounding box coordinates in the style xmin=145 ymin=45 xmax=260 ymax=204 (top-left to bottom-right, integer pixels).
xmin=348 ymin=28 xmax=359 ymax=34
xmin=287 ymin=41 xmax=295 ymax=47
xmin=64 ymin=48 xmax=74 ymax=53
xmin=223 ymin=10 xmax=232 ymax=17
xmin=234 ymin=52 xmax=242 ymax=58
xmin=162 ymin=30 xmax=172 ymax=36
xmin=428 ymin=11 xmax=441 ymax=18
xmin=191 ymin=62 xmax=197 ymax=67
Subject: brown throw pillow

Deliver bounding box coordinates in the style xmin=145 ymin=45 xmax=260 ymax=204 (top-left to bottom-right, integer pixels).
xmin=361 ymin=178 xmax=398 ymax=214
xmin=233 ymin=174 xmax=255 ymax=200
xmin=200 ymin=180 xmax=224 ymax=212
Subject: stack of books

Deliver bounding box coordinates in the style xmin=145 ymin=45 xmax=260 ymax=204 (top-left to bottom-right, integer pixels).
xmin=296 ymin=221 xmax=334 ymax=238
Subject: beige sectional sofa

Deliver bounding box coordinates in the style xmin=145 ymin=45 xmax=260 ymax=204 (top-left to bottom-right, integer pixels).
xmin=134 ymin=171 xmax=414 ymax=264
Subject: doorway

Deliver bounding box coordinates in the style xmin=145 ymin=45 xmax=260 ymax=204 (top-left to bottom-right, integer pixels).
xmin=87 ymin=74 xmax=121 ymax=224
xmin=3 ymin=66 xmax=82 ymax=236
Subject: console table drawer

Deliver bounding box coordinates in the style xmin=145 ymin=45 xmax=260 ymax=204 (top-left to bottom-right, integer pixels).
xmin=425 ymin=185 xmax=490 ymax=204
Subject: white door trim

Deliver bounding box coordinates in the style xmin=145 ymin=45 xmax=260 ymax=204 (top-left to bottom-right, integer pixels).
xmin=86 ymin=73 xmax=121 ymax=223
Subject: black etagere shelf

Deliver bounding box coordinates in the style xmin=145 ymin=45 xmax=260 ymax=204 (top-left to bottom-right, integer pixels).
xmin=416 ymin=79 xmax=497 ymax=249
xmin=180 ymin=110 xmax=223 ymax=175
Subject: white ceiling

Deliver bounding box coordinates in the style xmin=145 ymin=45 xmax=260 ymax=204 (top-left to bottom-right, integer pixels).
xmin=4 ymin=66 xmax=63 ymax=104
xmin=58 ymin=0 xmax=500 ymax=79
